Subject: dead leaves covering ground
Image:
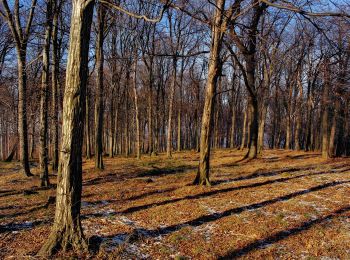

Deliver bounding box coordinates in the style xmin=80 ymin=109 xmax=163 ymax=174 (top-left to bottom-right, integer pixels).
xmin=0 ymin=149 xmax=350 ymax=259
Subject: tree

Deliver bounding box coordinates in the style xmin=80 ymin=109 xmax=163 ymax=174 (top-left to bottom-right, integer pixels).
xmin=1 ymin=0 xmax=37 ymax=176
xmin=193 ymin=0 xmax=235 ymax=186
xmin=94 ymin=3 xmax=106 ymax=170
xmin=38 ymin=0 xmax=95 ymax=255
xmin=39 ymin=0 xmax=54 ymax=187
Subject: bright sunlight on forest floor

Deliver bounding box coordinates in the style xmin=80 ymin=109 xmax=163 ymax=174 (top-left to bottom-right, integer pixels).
xmin=1 ymin=149 xmax=350 ymax=259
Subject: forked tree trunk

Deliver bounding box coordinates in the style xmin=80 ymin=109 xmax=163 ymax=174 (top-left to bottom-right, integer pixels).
xmin=38 ymin=0 xmax=94 ymax=255
xmin=94 ymin=4 xmax=105 ymax=169
xmin=194 ymin=0 xmax=227 ymax=186
xmin=39 ymin=0 xmax=53 ymax=187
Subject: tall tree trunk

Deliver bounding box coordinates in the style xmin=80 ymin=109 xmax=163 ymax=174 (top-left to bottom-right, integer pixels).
xmin=321 ymin=58 xmax=330 ymax=159
xmin=133 ymin=56 xmax=141 ymax=159
xmin=30 ymin=112 xmax=35 ymax=159
xmin=94 ymin=4 xmax=105 ymax=169
xmin=38 ymin=0 xmax=94 ymax=255
xmin=109 ymin=88 xmax=115 ymax=158
xmin=258 ymin=101 xmax=267 ymax=154
xmin=295 ymin=71 xmax=303 ymax=150
xmin=51 ymin=0 xmax=60 ymax=171
xmin=286 ymin=82 xmax=293 ymax=150
xmin=85 ymin=88 xmax=91 ymax=159
xmin=328 ymin=97 xmax=340 ymax=157
xmin=17 ymin=54 xmax=32 ymax=176
xmin=304 ymin=81 xmax=312 ymax=151
xmin=39 ymin=0 xmax=53 ymax=187
xmin=194 ymin=0 xmax=227 ymax=186
xmin=240 ymin=109 xmax=247 ymax=150
xmin=167 ymin=58 xmax=177 ymax=158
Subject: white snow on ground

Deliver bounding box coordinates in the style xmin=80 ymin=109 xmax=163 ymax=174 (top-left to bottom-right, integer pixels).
xmin=193 ymin=223 xmax=217 ymax=241
xmin=82 ymin=206 xmax=156 ymax=258
xmin=298 ymin=200 xmax=329 ymax=213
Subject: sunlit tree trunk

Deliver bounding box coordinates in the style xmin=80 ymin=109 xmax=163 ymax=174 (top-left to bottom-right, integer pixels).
xmin=194 ymin=0 xmax=228 ymax=186
xmin=38 ymin=0 xmax=94 ymax=255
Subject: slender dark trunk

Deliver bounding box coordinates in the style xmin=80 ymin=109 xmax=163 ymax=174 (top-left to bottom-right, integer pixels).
xmin=94 ymin=4 xmax=105 ymax=169
xmin=39 ymin=0 xmax=53 ymax=187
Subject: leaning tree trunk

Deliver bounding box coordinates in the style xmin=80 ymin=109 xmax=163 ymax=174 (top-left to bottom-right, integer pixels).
xmin=194 ymin=0 xmax=226 ymax=186
xmin=38 ymin=0 xmax=94 ymax=256
xmin=39 ymin=0 xmax=53 ymax=187
xmin=94 ymin=4 xmax=105 ymax=169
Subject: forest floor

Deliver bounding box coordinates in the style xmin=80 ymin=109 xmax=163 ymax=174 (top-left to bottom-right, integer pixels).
xmin=0 ymin=149 xmax=350 ymax=259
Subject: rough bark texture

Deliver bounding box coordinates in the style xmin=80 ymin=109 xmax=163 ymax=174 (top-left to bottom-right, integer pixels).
xmin=38 ymin=0 xmax=94 ymax=256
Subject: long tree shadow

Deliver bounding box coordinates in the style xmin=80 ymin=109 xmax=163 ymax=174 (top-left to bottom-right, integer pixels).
xmin=211 ymin=165 xmax=316 ymax=186
xmin=91 ymin=181 xmax=349 ymax=253
xmin=83 ymin=165 xmax=196 ymax=187
xmin=0 ymin=184 xmax=56 ymax=198
xmin=0 ymin=219 xmax=50 ymax=234
xmin=218 ymin=205 xmax=350 ymax=259
xmin=113 ymin=169 xmax=345 ymax=215
xmin=212 ymin=162 xmax=350 ymax=186
xmin=136 ymin=165 xmax=196 ymax=178
xmin=286 ymin=153 xmax=320 ymax=160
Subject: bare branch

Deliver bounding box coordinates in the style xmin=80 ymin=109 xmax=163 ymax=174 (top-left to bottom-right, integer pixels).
xmin=260 ymin=0 xmax=350 ymax=18
xmin=99 ymin=0 xmax=170 ymax=23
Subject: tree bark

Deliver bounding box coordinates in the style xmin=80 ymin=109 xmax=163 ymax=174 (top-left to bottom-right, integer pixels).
xmin=38 ymin=0 xmax=94 ymax=255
